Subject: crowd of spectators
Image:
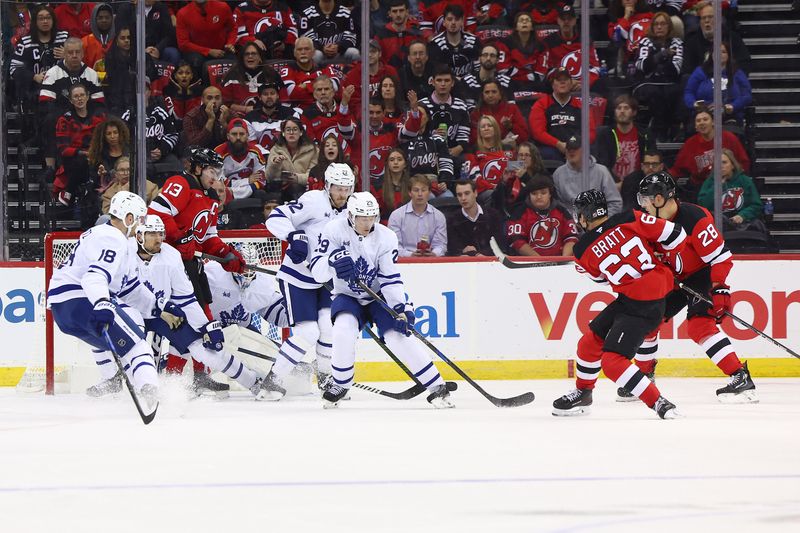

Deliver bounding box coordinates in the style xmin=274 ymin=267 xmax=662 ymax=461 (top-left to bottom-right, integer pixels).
xmin=3 ymin=0 xmax=767 ymax=253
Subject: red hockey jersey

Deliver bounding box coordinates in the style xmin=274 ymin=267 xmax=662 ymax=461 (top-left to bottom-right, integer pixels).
xmin=280 ymin=63 xmax=343 ymax=107
xmin=573 ymin=210 xmax=687 ymax=300
xmin=148 ymin=173 xmax=228 ymax=261
xmin=233 ymin=0 xmax=297 ymax=46
xmin=506 ymin=204 xmax=579 ymax=257
xmin=464 ymin=149 xmax=514 ymax=194
xmin=662 ymin=202 xmax=733 ymax=285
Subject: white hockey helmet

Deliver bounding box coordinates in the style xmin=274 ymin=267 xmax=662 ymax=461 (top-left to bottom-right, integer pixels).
xmin=347 ymin=191 xmax=380 ymax=231
xmin=324 ymin=163 xmax=355 ymax=191
xmin=232 ymin=242 xmax=258 ymax=288
xmin=108 ymin=191 xmax=147 ymax=236
xmin=136 ymin=214 xmax=166 ymax=255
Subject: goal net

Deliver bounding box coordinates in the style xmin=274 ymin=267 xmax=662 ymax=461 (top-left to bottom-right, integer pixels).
xmin=25 ymin=230 xmax=284 ymax=394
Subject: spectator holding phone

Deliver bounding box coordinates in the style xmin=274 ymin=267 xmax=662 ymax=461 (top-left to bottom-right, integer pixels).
xmin=388 ymin=175 xmax=447 ymax=257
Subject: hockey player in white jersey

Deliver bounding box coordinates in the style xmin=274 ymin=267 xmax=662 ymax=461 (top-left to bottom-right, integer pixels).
xmin=309 ymin=192 xmax=454 ymax=409
xmin=48 ymin=192 xmax=159 ymax=409
xmin=121 ymin=215 xmax=269 ymax=397
xmin=257 ymin=163 xmax=355 ymax=400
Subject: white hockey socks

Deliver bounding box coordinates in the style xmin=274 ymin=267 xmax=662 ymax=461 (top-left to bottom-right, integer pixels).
xmin=315 ymin=308 xmax=333 ymax=375
xmin=384 ymin=330 xmax=444 ymax=391
xmin=271 ymin=320 xmax=318 ymax=378
xmin=330 ymin=313 xmax=358 ymax=388
xmin=91 ymin=348 xmax=120 ymax=380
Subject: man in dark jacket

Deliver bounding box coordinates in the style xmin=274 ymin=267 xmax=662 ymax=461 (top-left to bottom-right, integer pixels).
xmin=592 ymin=94 xmax=653 ymax=183
xmin=447 ymin=180 xmax=505 ymax=256
xmin=620 ymin=149 xmax=665 ymax=212
xmin=114 ymin=0 xmax=179 ymax=64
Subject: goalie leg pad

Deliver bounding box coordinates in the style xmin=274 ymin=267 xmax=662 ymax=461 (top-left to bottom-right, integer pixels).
xmin=222 ymin=325 xmax=278 ymax=375
xmin=187 ymin=339 xmax=258 ymax=390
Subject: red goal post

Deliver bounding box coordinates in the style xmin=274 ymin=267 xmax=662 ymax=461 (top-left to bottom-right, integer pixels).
xmin=42 ymin=229 xmax=285 ymax=395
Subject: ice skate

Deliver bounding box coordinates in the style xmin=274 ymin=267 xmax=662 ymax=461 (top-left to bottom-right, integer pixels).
xmin=426 ymin=384 xmax=455 ymax=409
xmin=255 ymin=370 xmax=286 ymax=401
xmin=322 ymin=382 xmax=348 ymax=409
xmin=86 ymin=372 xmax=123 ymax=397
xmin=552 ymin=388 xmax=592 ymax=416
xmin=617 ymin=362 xmax=657 ymax=402
xmin=192 ymin=372 xmax=230 ymax=399
xmin=652 ymin=396 xmax=680 ymax=419
xmin=716 ymin=361 xmax=758 ymax=404
xmin=139 ymin=384 xmax=159 ymax=412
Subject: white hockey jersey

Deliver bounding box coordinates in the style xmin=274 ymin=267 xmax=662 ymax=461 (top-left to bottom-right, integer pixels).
xmin=124 ymin=240 xmax=209 ymax=331
xmin=310 ymin=217 xmax=406 ymax=308
xmin=205 ymin=261 xmax=287 ymax=328
xmin=48 ymin=224 xmax=151 ymax=312
xmin=266 ymin=189 xmax=347 ymax=289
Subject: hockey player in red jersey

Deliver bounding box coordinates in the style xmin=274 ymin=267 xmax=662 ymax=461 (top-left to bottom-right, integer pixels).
xmin=148 ymin=146 xmax=245 ymax=391
xmin=553 ymin=189 xmax=687 ymax=419
xmin=616 ymin=171 xmax=757 ymax=403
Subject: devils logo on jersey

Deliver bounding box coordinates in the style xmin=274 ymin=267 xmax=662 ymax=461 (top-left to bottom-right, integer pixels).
xmin=192 ymin=209 xmax=214 ymax=241
xmin=561 ymin=50 xmax=582 ymax=78
xmin=530 ymin=217 xmax=561 ymax=249
xmin=721 ymin=187 xmax=744 ymax=213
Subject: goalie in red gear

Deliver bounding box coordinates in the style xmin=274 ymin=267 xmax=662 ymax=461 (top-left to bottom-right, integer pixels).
xmin=553 ymin=189 xmax=687 ymax=419
xmin=147 ymin=146 xmax=246 ymax=382
xmin=619 ymin=171 xmax=758 ymax=403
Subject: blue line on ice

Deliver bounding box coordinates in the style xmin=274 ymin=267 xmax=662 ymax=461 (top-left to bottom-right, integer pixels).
xmin=2 ymin=473 xmax=798 ymax=494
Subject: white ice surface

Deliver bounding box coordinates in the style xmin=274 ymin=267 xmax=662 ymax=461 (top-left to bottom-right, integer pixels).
xmin=1 ymin=378 xmax=798 ymax=533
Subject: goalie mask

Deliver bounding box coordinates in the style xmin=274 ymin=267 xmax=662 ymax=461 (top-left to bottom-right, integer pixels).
xmin=135 ymin=214 xmax=166 ymax=256
xmin=324 ymin=163 xmax=355 ymax=208
xmin=232 ymin=243 xmax=258 ymax=289
xmin=347 ymin=191 xmax=380 ymax=235
xmin=109 ymin=191 xmax=147 ymax=236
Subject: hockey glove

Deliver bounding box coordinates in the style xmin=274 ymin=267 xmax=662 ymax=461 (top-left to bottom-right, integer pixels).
xmin=221 ymin=246 xmax=245 ymax=274
xmin=329 ymin=247 xmax=355 ymax=282
xmin=286 ymin=230 xmax=310 ymax=264
xmin=90 ymin=298 xmax=116 ymax=336
xmin=711 ymin=284 xmax=732 ymax=322
xmin=174 ymin=232 xmax=197 ymax=260
xmin=391 ymin=303 xmax=416 ymax=337
xmin=201 ymin=320 xmax=225 ymax=351
xmin=156 ymin=299 xmax=186 ymax=330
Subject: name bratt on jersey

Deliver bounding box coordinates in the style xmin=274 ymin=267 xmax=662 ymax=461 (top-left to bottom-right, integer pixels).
xmin=591 ymin=227 xmax=627 ymax=258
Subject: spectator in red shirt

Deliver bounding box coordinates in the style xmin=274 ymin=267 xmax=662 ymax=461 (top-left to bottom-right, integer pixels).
xmin=161 ymin=61 xmax=204 ymax=123
xmin=372 ymin=147 xmax=412 ymax=223
xmin=280 ymin=36 xmax=343 ymax=107
xmin=470 ymin=80 xmax=529 ymax=146
xmin=465 ymin=115 xmax=515 ymax=202
xmin=503 ymin=11 xmax=545 ymax=87
xmin=308 ymin=134 xmax=350 ymax=191
xmin=233 ymin=0 xmax=298 ymax=58
xmin=176 ymin=0 xmax=237 ymax=76
xmin=669 ymin=108 xmax=751 ymax=198
xmin=221 ymin=42 xmax=282 ymax=118
xmin=374 ymin=0 xmax=422 ymax=70
xmin=341 ymin=39 xmax=398 ymax=112
xmin=54 ymin=2 xmax=94 ymax=39
xmin=505 ymin=173 xmax=578 ymax=257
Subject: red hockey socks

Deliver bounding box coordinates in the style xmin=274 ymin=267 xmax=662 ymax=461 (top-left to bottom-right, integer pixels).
xmin=602 ymin=351 xmax=660 ymax=407
xmin=164 ymin=354 xmax=188 ymax=374
xmin=575 ymin=332 xmax=604 ymax=390
xmin=688 ymin=316 xmax=743 ymax=376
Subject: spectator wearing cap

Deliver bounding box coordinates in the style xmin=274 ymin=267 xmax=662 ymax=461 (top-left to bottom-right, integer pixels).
xmin=221 ymin=42 xmax=283 ymax=118
xmin=299 ymin=0 xmax=359 ymax=64
xmin=553 ymin=134 xmax=623 ymax=216
xmin=535 ymin=3 xmax=603 ymax=92
xmin=388 ymin=175 xmax=448 ymax=257
xmin=341 ymin=38 xmax=398 ymax=111
xmin=505 ymin=173 xmax=579 ymax=257
xmin=265 ymin=117 xmax=318 ymax=201
xmin=447 ymin=180 xmax=505 ymax=257
xmin=181 ymin=85 xmax=232 ymax=150
xmin=528 ymin=67 xmax=596 ymax=161
xmin=374 ymin=0 xmax=422 ymax=70
xmin=80 ymin=4 xmax=115 ymax=72
xmin=175 ymin=0 xmax=237 ymax=75
xmin=245 ymin=81 xmax=302 ymax=150
xmin=54 ymin=2 xmax=94 ymax=39
xmin=591 ymin=94 xmax=653 ymax=185
xmin=114 ymin=0 xmax=179 ymax=65
xmin=214 ymin=118 xmax=271 ymax=201
xmin=281 ymin=36 xmax=344 ymax=107
xmin=427 ymin=4 xmax=481 ymax=79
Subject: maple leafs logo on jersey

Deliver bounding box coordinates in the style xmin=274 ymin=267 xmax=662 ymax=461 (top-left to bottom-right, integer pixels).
xmin=219 ymin=304 xmax=249 ymax=327
xmin=143 ymin=280 xmax=165 ymax=302
xmin=349 ymin=257 xmax=377 ymax=293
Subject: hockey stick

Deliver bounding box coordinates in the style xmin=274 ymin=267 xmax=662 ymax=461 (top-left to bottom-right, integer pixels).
xmin=101 ymin=329 xmax=158 ymax=425
xmin=489 ymin=237 xmax=573 ymax=269
xmin=678 ymin=283 xmax=800 ymax=360
xmin=263 ymin=334 xmax=456 ymax=400
xmin=355 ymin=280 xmax=535 ymax=408
xmin=197 ymin=251 xmax=459 ymax=394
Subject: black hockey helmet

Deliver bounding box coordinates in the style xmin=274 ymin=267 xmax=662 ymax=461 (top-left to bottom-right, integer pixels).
xmin=573 ymin=189 xmax=608 ymax=223
xmin=638 ymin=171 xmax=677 ymax=201
xmin=187 ymin=146 xmax=224 ymax=170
